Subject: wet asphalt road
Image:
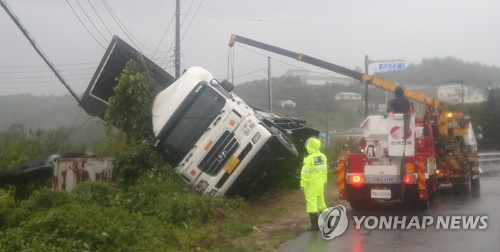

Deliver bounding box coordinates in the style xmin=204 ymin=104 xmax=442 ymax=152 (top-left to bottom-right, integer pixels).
xmin=281 ymin=176 xmax=500 ymax=252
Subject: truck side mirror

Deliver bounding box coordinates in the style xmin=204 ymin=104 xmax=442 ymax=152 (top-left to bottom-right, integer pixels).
xmin=220 ymin=80 xmax=234 ymax=92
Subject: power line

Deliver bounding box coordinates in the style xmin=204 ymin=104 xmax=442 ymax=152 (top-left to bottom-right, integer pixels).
xmin=101 ymin=0 xmax=153 ymax=53
xmin=65 ymin=0 xmax=106 ymax=49
xmin=225 ymin=67 xmax=266 ymax=80
xmin=0 ymin=61 xmax=98 ymax=68
xmin=160 ymin=0 xmax=198 ymax=70
xmin=1 ymin=0 xmax=83 ymax=106
xmin=152 ymin=13 xmax=175 ymax=58
xmin=0 ymin=67 xmax=95 ymax=74
xmin=86 ymin=0 xmax=113 ymax=37
xmin=0 ymin=72 xmax=92 ymax=80
xmin=0 ymin=77 xmax=89 ymax=84
xmin=75 ymin=0 xmax=110 ymax=43
xmin=233 ymin=43 xmax=342 ymax=80
xmin=180 ymin=0 xmax=204 ymax=42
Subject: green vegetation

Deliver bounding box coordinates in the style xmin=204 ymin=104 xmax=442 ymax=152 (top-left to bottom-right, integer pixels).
xmin=0 ymin=166 xmax=252 ymax=251
xmin=449 ymin=88 xmax=500 ymax=151
xmin=105 ymin=60 xmax=161 ymax=145
xmin=0 ymin=123 xmax=86 ymax=171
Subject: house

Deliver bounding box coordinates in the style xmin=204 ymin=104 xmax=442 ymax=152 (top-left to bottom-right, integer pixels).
xmin=334 ymin=92 xmax=362 ymax=101
xmin=437 ymin=84 xmax=486 ymax=104
xmin=279 ymin=99 xmax=296 ymax=108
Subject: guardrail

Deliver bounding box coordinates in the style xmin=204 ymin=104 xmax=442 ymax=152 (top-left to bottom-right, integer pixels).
xmin=478 ymin=152 xmax=500 ymax=174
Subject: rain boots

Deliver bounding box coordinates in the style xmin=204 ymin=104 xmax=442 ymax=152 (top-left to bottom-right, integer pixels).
xmin=307 ymin=213 xmax=319 ymax=231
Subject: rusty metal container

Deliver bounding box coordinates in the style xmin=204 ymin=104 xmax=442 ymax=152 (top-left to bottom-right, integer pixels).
xmin=52 ymin=157 xmax=114 ymax=191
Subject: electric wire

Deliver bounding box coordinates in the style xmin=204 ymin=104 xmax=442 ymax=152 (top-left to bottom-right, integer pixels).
xmin=65 ymin=0 xmax=106 ymax=49
xmin=75 ymin=0 xmax=109 ymax=43
xmin=180 ymin=0 xmax=204 ymax=42
xmin=0 ymin=67 xmax=95 ymax=74
xmin=0 ymin=61 xmax=98 ymax=68
xmin=160 ymin=0 xmax=200 ymax=69
xmin=152 ymin=14 xmax=175 ymax=58
xmin=0 ymin=77 xmax=89 ymax=84
xmin=87 ymin=0 xmax=113 ymax=37
xmin=233 ymin=43 xmax=345 ymax=80
xmin=226 ymin=67 xmax=266 ymax=80
xmin=101 ymin=0 xmax=154 ymax=53
xmin=1 ymin=0 xmax=84 ymax=106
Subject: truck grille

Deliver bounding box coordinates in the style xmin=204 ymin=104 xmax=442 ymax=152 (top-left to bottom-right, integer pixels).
xmin=199 ymin=130 xmax=239 ymax=176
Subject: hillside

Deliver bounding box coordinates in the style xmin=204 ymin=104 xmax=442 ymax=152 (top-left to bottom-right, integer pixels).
xmin=377 ymin=57 xmax=500 ymax=86
xmin=0 ymin=94 xmax=106 ymax=146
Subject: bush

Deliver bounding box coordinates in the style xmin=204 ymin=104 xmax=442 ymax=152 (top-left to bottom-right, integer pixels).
xmin=71 ymin=181 xmax=118 ymax=207
xmin=0 ymin=203 xmax=173 ymax=251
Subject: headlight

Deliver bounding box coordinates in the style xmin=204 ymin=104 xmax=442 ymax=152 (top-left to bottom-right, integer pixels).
xmin=241 ymin=120 xmax=256 ymax=136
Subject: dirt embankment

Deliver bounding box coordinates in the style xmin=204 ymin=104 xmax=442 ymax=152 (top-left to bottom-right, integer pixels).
xmin=241 ymin=181 xmax=339 ymax=250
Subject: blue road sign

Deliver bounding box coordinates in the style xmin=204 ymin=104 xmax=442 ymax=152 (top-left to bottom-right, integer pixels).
xmin=378 ymin=62 xmax=405 ymax=71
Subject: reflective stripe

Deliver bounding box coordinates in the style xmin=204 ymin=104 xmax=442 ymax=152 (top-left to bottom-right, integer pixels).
xmin=302 ymin=166 xmax=327 ymax=174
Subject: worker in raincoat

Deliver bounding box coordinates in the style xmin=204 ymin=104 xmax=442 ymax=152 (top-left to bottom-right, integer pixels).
xmin=301 ymin=137 xmax=328 ymax=231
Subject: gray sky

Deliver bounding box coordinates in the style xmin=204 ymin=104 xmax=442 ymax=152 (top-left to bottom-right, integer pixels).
xmin=1 ymin=0 xmax=499 ymax=96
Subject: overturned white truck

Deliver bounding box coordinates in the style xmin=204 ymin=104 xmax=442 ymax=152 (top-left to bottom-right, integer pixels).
xmin=81 ymin=36 xmax=318 ymax=196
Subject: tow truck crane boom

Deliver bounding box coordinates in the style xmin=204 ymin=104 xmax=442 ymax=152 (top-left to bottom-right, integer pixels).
xmin=228 ymin=34 xmax=449 ymax=137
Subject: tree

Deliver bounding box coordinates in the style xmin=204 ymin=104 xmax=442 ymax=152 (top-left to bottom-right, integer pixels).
xmin=477 ymin=88 xmax=500 ymax=150
xmin=104 ymin=60 xmax=161 ymax=145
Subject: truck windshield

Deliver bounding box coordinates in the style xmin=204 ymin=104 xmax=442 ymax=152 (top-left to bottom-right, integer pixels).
xmin=158 ymin=85 xmax=226 ymax=166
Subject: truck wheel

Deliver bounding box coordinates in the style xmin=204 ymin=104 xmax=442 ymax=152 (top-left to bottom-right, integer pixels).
xmin=471 ymin=178 xmax=480 ymax=197
xmin=471 ymin=178 xmax=480 ymax=189
xmin=270 ymin=126 xmax=298 ymax=156
xmin=427 ymin=178 xmax=435 ymax=202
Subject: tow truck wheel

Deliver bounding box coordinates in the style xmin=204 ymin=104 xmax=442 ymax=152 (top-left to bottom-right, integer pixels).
xmin=471 ymin=178 xmax=480 ymax=190
xmin=471 ymin=165 xmax=480 ymax=193
xmin=427 ymin=179 xmax=435 ymax=202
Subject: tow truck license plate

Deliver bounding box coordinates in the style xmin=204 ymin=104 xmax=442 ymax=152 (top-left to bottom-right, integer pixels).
xmin=371 ymin=189 xmax=391 ymax=199
xmin=224 ymin=155 xmax=240 ymax=174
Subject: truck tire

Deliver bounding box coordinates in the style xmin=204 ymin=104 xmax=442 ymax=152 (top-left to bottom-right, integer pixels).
xmin=427 ymin=179 xmax=435 ymax=202
xmin=471 ymin=165 xmax=480 ymax=196
xmin=270 ymin=126 xmax=298 ymax=156
xmin=471 ymin=178 xmax=480 ymax=190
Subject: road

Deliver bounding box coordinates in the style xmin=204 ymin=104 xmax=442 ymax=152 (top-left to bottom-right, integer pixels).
xmin=280 ymin=176 xmax=500 ymax=252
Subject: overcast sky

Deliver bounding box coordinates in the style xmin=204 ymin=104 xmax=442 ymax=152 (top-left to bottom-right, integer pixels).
xmin=1 ymin=0 xmax=499 ymax=96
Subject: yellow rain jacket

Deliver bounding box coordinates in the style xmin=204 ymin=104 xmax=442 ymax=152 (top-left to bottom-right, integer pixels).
xmin=300 ymin=137 xmax=328 ymax=213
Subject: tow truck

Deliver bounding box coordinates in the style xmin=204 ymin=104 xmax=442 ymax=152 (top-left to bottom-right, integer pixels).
xmin=228 ymin=34 xmax=481 ymax=208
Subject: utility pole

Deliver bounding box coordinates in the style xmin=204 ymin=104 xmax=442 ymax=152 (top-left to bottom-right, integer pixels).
xmin=268 ymin=57 xmax=272 ymax=111
xmin=461 ymin=81 xmax=465 ymax=104
xmin=364 ymin=54 xmax=369 ymax=118
xmin=175 ymin=0 xmax=181 ymax=78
